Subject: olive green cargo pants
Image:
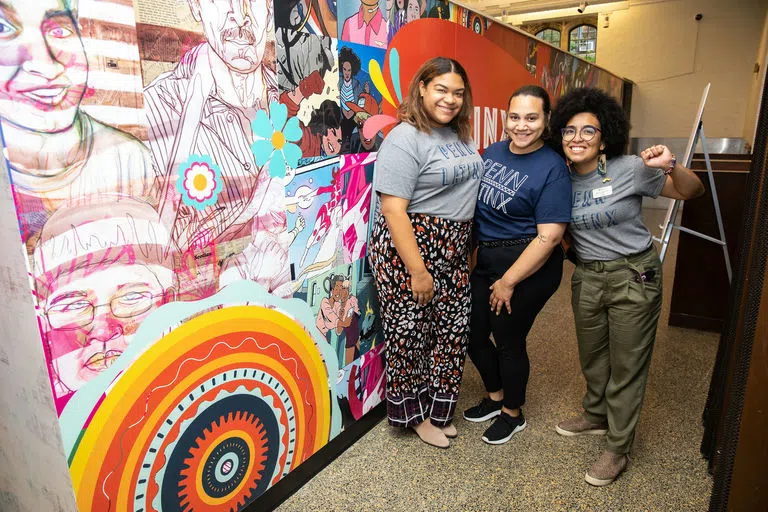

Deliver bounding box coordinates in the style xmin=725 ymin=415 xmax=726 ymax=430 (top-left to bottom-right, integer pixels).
xmin=571 ymin=246 xmax=663 ymax=454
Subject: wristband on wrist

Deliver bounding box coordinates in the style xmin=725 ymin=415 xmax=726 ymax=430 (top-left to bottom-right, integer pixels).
xmin=664 ymin=155 xmax=677 ymax=175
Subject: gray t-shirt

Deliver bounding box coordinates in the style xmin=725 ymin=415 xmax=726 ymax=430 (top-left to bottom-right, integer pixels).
xmin=570 ymin=155 xmax=666 ymax=261
xmin=373 ymin=122 xmax=483 ymax=222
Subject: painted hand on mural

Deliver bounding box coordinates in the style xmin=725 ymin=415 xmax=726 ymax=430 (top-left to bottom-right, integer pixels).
xmin=300 ymin=70 xmax=327 ymax=100
xmin=281 ymin=69 xmax=325 ymax=112
xmin=289 ymin=213 xmax=307 ymax=245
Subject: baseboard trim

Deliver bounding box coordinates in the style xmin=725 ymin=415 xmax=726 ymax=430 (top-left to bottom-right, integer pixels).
xmin=668 ymin=312 xmax=723 ymax=332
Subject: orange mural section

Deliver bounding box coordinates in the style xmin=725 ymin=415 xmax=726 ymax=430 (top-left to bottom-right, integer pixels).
xmin=373 ymin=18 xmax=623 ymax=150
xmin=69 ymin=305 xmax=331 ymax=511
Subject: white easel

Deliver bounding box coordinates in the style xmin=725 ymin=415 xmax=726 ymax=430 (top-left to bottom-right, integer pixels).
xmin=653 ymin=83 xmax=732 ymax=282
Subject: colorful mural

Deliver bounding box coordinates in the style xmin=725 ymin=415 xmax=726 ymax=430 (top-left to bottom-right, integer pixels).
xmin=62 ymin=281 xmax=340 ymax=511
xmin=0 ymin=0 xmax=623 ymax=509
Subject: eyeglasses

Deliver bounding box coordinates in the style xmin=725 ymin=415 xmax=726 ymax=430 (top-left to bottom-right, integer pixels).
xmin=45 ymin=291 xmax=161 ymax=330
xmin=561 ymin=125 xmax=601 ymax=142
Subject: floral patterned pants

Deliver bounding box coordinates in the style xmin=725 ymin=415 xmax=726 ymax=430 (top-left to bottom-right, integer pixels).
xmin=368 ymin=213 xmax=471 ymax=427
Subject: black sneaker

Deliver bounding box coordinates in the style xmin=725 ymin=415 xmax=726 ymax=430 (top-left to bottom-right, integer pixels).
xmin=463 ymin=397 xmax=503 ymax=423
xmin=481 ymin=411 xmax=527 ymax=445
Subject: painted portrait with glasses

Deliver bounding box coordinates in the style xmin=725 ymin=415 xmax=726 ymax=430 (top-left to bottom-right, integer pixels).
xmin=32 ymin=198 xmax=176 ymax=409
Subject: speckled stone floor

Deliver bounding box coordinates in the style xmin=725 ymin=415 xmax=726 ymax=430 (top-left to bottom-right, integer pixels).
xmin=279 ymin=209 xmax=718 ymax=511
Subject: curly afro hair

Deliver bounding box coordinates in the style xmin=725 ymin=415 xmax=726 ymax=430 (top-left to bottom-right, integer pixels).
xmin=549 ymin=87 xmax=629 ymax=159
xmin=339 ymin=46 xmax=361 ymax=76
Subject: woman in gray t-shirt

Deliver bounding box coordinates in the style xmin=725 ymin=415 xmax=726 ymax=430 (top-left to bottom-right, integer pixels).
xmin=368 ymin=57 xmax=483 ymax=449
xmin=549 ymin=88 xmax=704 ymax=486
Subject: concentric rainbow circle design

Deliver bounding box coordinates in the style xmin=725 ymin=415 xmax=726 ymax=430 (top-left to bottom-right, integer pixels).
xmin=69 ymin=305 xmax=332 ymax=511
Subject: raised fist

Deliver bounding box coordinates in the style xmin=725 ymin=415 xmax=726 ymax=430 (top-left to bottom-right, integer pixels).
xmin=640 ymin=144 xmax=674 ymax=169
xmin=299 ymin=70 xmax=325 ymax=98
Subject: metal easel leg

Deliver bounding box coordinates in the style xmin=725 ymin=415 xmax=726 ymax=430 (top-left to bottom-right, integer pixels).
xmin=699 ymin=127 xmax=733 ymax=283
xmin=658 ymin=199 xmax=681 ymax=262
xmin=657 ymin=122 xmax=702 ymax=262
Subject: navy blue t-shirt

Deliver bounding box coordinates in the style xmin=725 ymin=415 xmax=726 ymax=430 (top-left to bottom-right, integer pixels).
xmin=474 ymin=142 xmax=571 ymax=241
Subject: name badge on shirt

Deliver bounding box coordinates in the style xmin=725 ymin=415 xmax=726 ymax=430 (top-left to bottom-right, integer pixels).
xmin=592 ymin=185 xmax=613 ymax=198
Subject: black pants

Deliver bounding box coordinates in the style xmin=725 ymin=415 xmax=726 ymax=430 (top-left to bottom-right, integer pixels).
xmin=468 ymin=244 xmax=564 ymax=410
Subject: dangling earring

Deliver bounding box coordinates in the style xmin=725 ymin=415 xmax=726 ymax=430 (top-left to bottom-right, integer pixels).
xmin=597 ymin=153 xmax=606 ymax=175
xmin=597 ymin=152 xmax=610 ymax=182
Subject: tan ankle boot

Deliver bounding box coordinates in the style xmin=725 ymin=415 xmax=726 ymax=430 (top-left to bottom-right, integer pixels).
xmin=585 ymin=450 xmax=629 ymax=486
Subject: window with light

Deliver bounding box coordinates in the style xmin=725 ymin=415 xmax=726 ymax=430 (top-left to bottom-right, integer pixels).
xmin=569 ymin=24 xmax=597 ymax=62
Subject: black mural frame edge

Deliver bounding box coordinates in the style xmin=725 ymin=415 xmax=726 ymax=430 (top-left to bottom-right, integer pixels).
xmin=244 ymin=403 xmax=386 ymax=511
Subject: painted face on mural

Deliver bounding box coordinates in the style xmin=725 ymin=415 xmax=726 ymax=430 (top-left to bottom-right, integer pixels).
xmin=419 ymin=71 xmax=464 ymax=128
xmin=342 ymin=61 xmax=352 ymax=82
xmin=355 ymin=113 xmax=377 ymax=150
xmin=406 ymin=0 xmax=420 ymax=22
xmin=562 ymin=112 xmax=604 ymax=170
xmin=506 ymin=94 xmax=547 ymax=154
xmin=331 ymin=280 xmax=348 ymax=303
xmin=322 ymin=126 xmax=342 ymax=155
xmin=0 ymin=0 xmax=88 ymax=133
xmin=190 ymin=0 xmax=270 ymax=73
xmin=43 ymin=264 xmax=173 ymax=394
xmin=33 ymin=199 xmax=175 ymax=398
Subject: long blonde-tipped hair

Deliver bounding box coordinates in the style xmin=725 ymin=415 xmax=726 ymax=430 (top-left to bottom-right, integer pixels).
xmin=397 ymin=57 xmax=474 ymax=143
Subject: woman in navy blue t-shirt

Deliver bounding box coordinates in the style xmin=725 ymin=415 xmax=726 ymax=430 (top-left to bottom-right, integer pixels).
xmin=463 ymin=85 xmax=571 ymax=444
